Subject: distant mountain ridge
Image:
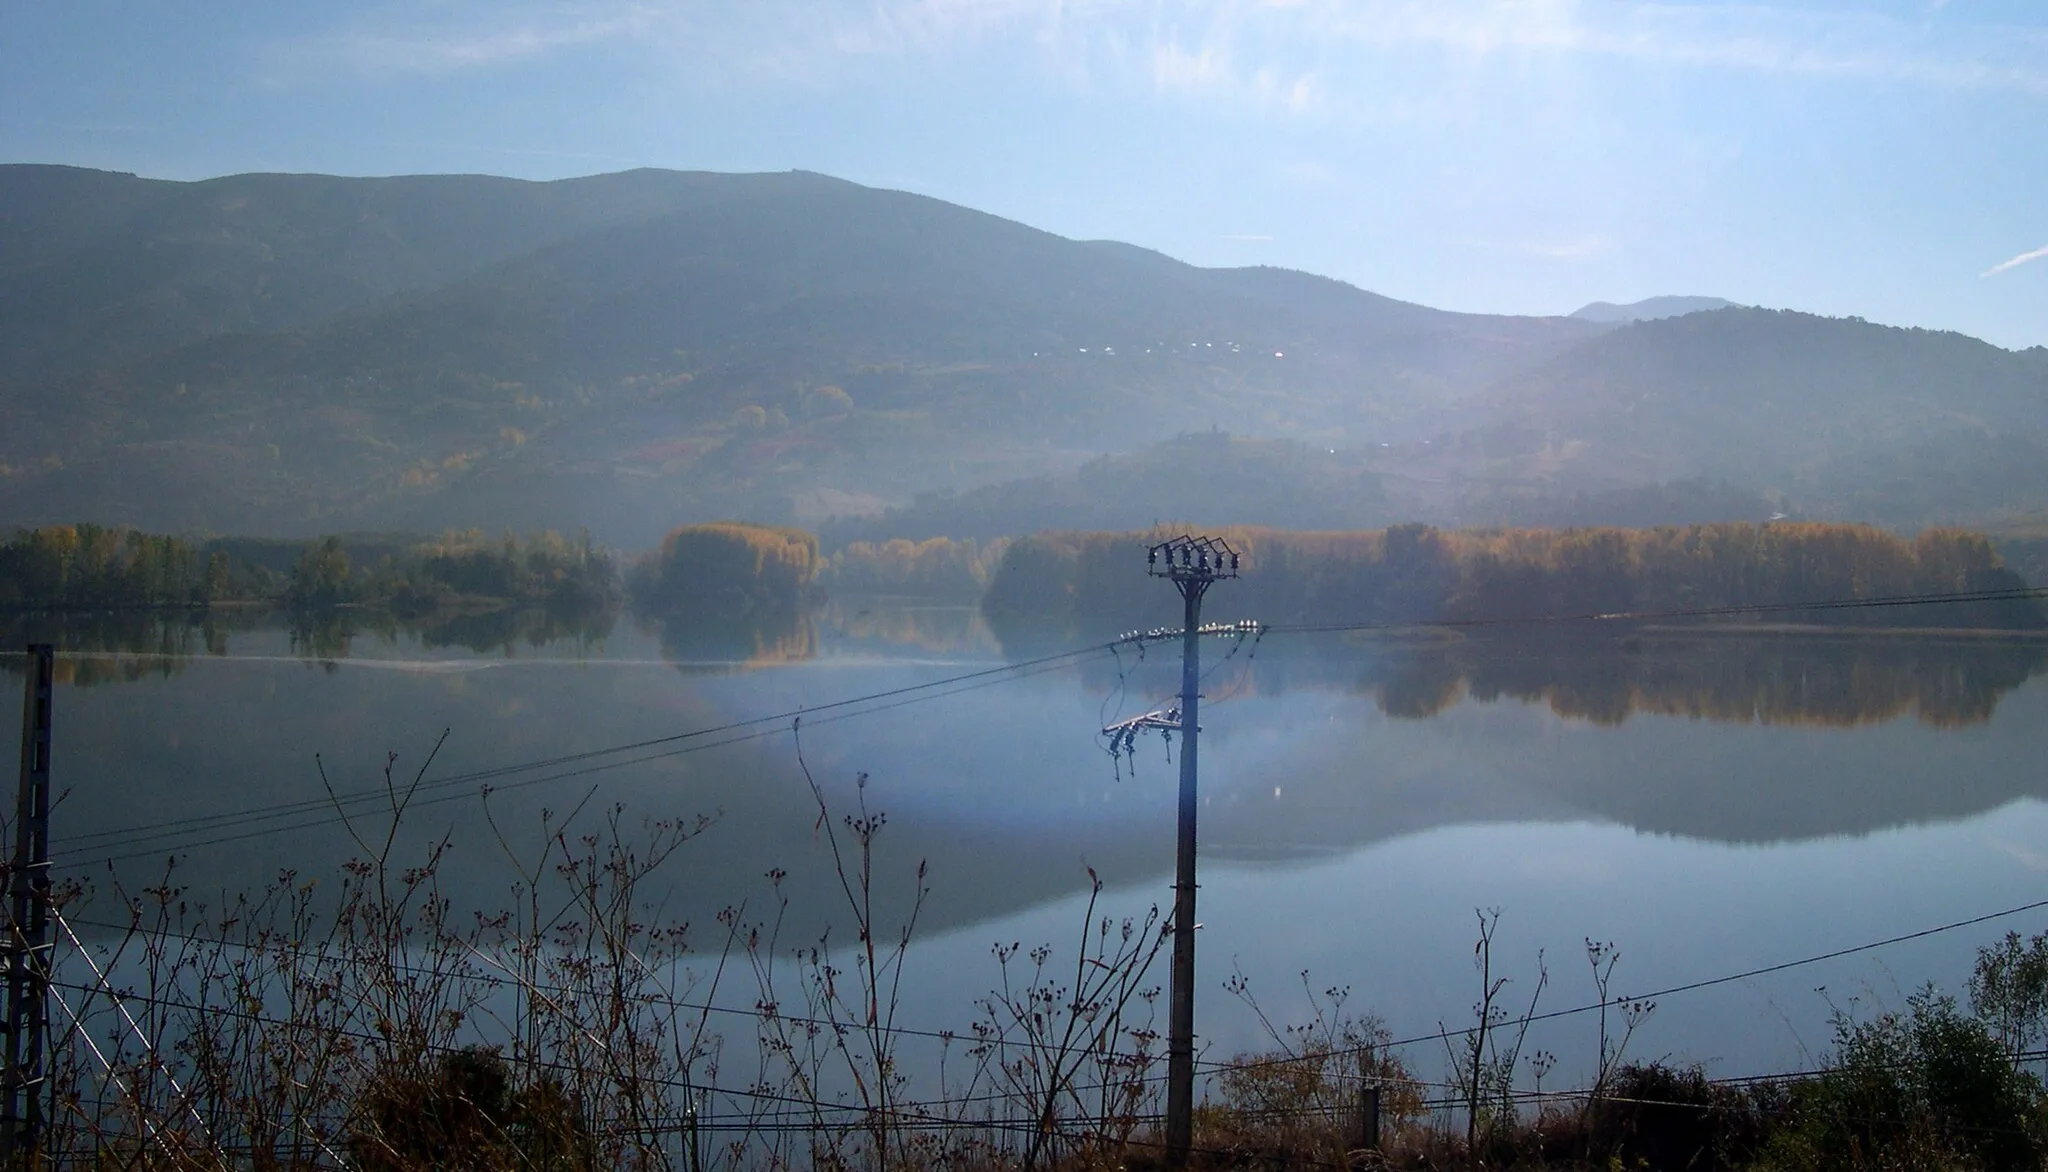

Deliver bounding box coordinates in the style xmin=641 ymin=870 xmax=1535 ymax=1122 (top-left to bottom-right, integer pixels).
xmin=0 ymin=165 xmax=1600 ymax=542
xmin=1570 ymin=295 xmax=1736 ymax=323
xmin=1457 ymin=307 xmax=2048 ymax=524
xmin=0 ymin=165 xmax=2041 ymax=543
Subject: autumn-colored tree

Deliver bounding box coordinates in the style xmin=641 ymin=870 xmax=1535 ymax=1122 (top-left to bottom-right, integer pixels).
xmin=801 ymin=384 xmax=855 ymax=418
xmin=984 ymin=522 xmax=2045 ymax=637
xmin=0 ymin=524 xmax=210 ymax=609
xmin=821 ymin=536 xmax=1007 ymax=599
xmin=631 ymin=522 xmax=817 ymax=617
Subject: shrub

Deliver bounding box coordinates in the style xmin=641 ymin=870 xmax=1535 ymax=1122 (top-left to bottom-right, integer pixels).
xmin=351 ymin=1047 xmax=592 ymax=1172
xmin=1583 ymin=1063 xmax=1771 ymax=1170
xmin=1766 ymin=989 xmax=2044 ymax=1171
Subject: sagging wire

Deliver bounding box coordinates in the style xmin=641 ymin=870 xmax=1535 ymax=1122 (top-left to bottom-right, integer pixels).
xmin=1097 ymin=627 xmax=1163 ymax=782
xmin=1096 ymin=638 xmax=1135 ymax=781
xmin=1099 ymin=621 xmax=1263 ymax=782
xmin=1096 ymin=635 xmax=1146 ymax=760
xmin=1195 ymin=621 xmax=1266 ymax=710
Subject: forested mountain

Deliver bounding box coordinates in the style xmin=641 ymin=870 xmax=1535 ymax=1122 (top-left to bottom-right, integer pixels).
xmin=0 ymin=165 xmax=1597 ymax=544
xmin=0 ymin=167 xmax=773 ymax=377
xmin=2 ymin=165 xmax=2043 ymax=545
xmin=819 ymin=432 xmax=1781 ymax=548
xmin=1437 ymin=308 xmax=2048 ymax=525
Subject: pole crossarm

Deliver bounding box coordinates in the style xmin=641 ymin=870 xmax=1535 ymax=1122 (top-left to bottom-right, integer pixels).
xmin=1101 ymin=707 xmax=1195 ymax=757
xmin=1146 ymin=535 xmax=1241 ymax=587
xmin=1102 ymin=707 xmax=1185 ymax=736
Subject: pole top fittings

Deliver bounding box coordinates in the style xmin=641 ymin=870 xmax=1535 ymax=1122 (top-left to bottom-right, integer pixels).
xmin=1146 ymin=535 xmax=1240 ymax=582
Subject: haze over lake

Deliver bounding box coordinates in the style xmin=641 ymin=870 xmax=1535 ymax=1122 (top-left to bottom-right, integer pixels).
xmin=17 ymin=603 xmax=2048 ymax=1092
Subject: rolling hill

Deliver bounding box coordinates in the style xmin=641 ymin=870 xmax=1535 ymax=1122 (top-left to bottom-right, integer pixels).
xmin=1446 ymin=308 xmax=2048 ymax=525
xmin=1 ymin=165 xmax=2043 ymax=545
xmin=0 ymin=165 xmax=1601 ymax=543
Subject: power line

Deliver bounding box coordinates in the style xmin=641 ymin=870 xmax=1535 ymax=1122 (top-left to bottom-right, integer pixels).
xmin=1208 ymin=893 xmax=2048 ymax=1079
xmin=54 ymin=653 xmax=1096 ymax=870
xmin=50 ymin=645 xmax=1112 ymax=866
xmin=54 ymin=640 xmax=1126 ymax=854
xmin=47 ymin=892 xmax=2048 ymax=1130
xmin=55 ymin=912 xmax=1040 ymax=1053
xmin=46 ymin=939 xmax=1154 ymax=1132
xmin=45 ymin=977 xmax=875 ymax=1122
xmin=35 ymin=580 xmax=2048 ymax=894
xmin=946 ymin=889 xmax=2048 ymax=1103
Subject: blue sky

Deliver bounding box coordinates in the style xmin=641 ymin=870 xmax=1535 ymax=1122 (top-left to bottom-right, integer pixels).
xmin=5 ymin=0 xmax=2045 ymax=347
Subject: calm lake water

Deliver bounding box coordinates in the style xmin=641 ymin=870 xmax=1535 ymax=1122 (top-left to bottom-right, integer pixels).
xmin=6 ymin=602 xmax=2048 ymax=1096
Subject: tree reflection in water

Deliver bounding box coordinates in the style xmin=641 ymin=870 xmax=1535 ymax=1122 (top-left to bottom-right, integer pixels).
xmin=0 ymin=602 xmax=626 ymax=680
xmin=647 ymin=606 xmax=817 ymax=671
xmin=1365 ymin=631 xmax=2048 ymax=728
xmin=1070 ymin=627 xmax=2048 ymax=729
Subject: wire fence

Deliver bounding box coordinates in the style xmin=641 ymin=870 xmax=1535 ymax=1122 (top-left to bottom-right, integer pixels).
xmin=28 ymin=875 xmax=2048 ymax=1170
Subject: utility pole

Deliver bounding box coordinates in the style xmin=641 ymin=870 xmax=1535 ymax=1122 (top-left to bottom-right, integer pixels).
xmin=1354 ymin=1081 xmax=1381 ymax=1159
xmin=1147 ymin=536 xmax=1237 ymax=1167
xmin=2 ymin=644 xmax=53 ymax=1168
xmin=684 ymin=1093 xmax=702 ymax=1172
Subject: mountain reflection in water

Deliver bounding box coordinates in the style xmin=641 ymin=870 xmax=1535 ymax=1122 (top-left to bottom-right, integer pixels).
xmin=17 ymin=606 xmax=2039 ymax=730
xmin=2 ymin=607 xmax=2045 ymax=948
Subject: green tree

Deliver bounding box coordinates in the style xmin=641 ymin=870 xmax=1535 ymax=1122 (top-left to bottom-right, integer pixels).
xmin=197 ymin=551 xmax=232 ymax=603
xmin=290 ymin=536 xmax=354 ymax=607
xmin=1972 ymin=929 xmax=2048 ymax=1068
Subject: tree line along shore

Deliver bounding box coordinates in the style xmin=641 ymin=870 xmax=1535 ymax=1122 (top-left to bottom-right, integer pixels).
xmin=983 ymin=522 xmax=2045 ymax=635
xmin=0 ymin=520 xmax=2039 ymax=633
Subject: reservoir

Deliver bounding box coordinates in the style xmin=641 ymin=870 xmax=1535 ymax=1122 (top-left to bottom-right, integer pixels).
xmin=10 ymin=602 xmax=2048 ymax=1104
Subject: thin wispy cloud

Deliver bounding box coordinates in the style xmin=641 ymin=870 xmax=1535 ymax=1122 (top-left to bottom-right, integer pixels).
xmin=274 ymin=0 xmax=2048 ymax=100
xmin=268 ymin=5 xmax=657 ymax=77
xmin=1247 ymin=1 xmax=2048 ymax=97
xmin=1983 ymin=245 xmax=2048 ymax=277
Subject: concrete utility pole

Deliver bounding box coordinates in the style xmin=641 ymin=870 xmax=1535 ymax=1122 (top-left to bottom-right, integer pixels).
xmin=2 ymin=644 xmax=53 ymax=1168
xmin=1147 ymin=536 xmax=1237 ymax=1167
